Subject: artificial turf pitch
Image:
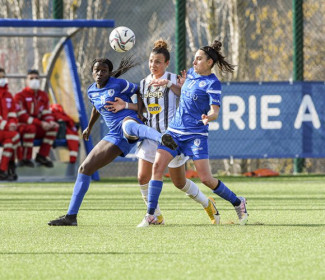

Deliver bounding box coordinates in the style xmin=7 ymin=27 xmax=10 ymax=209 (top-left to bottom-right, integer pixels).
xmin=0 ymin=176 xmax=324 ymax=280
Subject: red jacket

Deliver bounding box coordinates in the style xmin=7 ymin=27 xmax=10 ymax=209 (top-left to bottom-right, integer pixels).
xmin=0 ymin=85 xmax=18 ymax=131
xmin=14 ymin=87 xmax=55 ymax=126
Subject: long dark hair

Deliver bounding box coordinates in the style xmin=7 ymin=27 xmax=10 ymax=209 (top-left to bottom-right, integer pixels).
xmin=200 ymin=40 xmax=234 ymax=74
xmin=91 ymin=54 xmax=139 ymax=78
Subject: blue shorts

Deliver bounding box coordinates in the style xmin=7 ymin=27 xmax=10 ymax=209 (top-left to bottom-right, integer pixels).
xmin=103 ymin=117 xmax=141 ymax=157
xmin=158 ymin=130 xmax=209 ymax=160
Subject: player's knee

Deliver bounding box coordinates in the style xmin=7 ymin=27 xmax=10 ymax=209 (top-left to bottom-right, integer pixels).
xmin=78 ymin=162 xmax=93 ymax=176
xmin=138 ymin=173 xmax=150 ymax=185
xmin=152 ymin=161 xmax=165 ymax=178
xmin=122 ymin=119 xmax=139 ymax=141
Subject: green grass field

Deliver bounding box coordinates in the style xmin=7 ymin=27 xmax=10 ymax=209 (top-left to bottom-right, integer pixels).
xmin=0 ymin=176 xmax=324 ymax=280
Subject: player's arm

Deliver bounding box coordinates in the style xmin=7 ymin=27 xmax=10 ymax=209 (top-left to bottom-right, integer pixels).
xmin=201 ymin=105 xmax=220 ymax=125
xmin=83 ymin=106 xmax=100 ymax=141
xmin=106 ymin=97 xmax=138 ymax=112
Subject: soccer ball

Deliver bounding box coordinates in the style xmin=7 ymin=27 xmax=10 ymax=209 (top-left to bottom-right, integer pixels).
xmin=109 ymin=26 xmax=135 ymax=52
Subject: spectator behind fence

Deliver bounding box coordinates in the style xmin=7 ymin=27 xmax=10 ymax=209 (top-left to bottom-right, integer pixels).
xmin=14 ymin=69 xmax=59 ymax=168
xmin=0 ymin=68 xmax=20 ymax=180
xmin=50 ymin=104 xmax=79 ymax=164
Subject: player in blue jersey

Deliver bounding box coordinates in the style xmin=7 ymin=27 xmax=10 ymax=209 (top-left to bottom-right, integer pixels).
xmin=108 ymin=40 xmax=221 ymax=226
xmin=48 ymin=57 xmax=177 ymax=226
xmin=138 ymin=40 xmax=249 ymax=227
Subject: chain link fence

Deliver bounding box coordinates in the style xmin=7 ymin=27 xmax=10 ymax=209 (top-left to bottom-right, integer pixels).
xmin=0 ymin=0 xmax=324 ymax=177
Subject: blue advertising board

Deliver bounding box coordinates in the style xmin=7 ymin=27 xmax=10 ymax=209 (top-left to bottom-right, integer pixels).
xmin=208 ymin=81 xmax=325 ymax=159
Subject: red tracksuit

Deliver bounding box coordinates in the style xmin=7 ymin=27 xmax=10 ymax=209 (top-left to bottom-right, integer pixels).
xmin=50 ymin=104 xmax=79 ymax=163
xmin=14 ymin=87 xmax=58 ymax=159
xmin=0 ymin=85 xmax=20 ymax=171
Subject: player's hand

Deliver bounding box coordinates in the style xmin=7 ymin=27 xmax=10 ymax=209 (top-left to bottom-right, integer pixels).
xmin=177 ymin=70 xmax=187 ymax=87
xmin=105 ymin=97 xmax=125 ymax=113
xmin=41 ymin=121 xmax=51 ymax=131
xmin=49 ymin=121 xmax=59 ymax=129
xmin=201 ymin=114 xmax=209 ymax=125
xmin=82 ymin=127 xmax=91 ymax=141
xmin=149 ymin=79 xmax=168 ymax=87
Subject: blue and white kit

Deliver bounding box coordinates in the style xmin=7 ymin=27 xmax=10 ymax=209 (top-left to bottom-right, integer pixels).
xmin=87 ymin=77 xmax=141 ymax=156
xmin=160 ymin=67 xmax=222 ymax=160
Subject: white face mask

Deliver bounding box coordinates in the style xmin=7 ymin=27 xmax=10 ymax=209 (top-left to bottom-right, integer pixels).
xmin=29 ymin=79 xmax=40 ymax=90
xmin=0 ymin=78 xmax=8 ymax=87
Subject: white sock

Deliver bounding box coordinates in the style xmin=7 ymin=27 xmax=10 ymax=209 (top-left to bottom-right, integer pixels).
xmin=181 ymin=179 xmax=209 ymax=208
xmin=139 ymin=184 xmax=162 ymax=216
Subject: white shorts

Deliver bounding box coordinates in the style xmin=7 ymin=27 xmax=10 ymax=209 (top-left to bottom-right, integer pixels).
xmin=136 ymin=139 xmax=189 ymax=168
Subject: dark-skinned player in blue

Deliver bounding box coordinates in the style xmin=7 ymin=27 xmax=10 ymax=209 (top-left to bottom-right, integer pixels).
xmin=48 ymin=57 xmax=177 ymax=226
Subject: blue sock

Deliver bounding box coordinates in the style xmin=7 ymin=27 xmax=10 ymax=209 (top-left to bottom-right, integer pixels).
xmin=67 ymin=173 xmax=91 ymax=215
xmin=213 ymin=180 xmax=241 ymax=206
xmin=123 ymin=120 xmax=161 ymax=142
xmin=147 ymin=180 xmax=163 ymax=215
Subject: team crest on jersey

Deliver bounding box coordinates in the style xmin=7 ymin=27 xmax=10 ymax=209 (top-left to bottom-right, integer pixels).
xmin=199 ymin=81 xmax=207 ymax=87
xmin=148 ymin=103 xmax=162 ymax=115
xmin=194 ymin=138 xmax=201 ymax=147
xmin=107 ymin=89 xmax=115 ymax=97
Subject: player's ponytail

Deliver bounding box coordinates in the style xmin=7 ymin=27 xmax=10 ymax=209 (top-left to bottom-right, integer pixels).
xmin=91 ymin=56 xmax=139 ymax=78
xmin=111 ymin=54 xmax=139 ymax=78
xmin=200 ymin=40 xmax=235 ymax=74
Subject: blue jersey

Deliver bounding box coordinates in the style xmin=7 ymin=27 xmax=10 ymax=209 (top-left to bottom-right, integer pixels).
xmin=169 ymin=68 xmax=221 ymax=135
xmin=87 ymin=77 xmax=138 ymax=133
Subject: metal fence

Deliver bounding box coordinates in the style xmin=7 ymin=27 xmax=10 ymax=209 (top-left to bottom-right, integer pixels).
xmin=0 ymin=0 xmax=324 ymax=176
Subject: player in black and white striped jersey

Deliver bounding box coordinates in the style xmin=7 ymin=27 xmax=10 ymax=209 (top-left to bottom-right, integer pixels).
xmin=109 ymin=40 xmax=220 ymax=225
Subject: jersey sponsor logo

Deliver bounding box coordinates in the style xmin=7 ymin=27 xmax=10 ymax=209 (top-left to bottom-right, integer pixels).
xmin=199 ymin=81 xmax=207 ymax=87
xmin=144 ymin=91 xmax=163 ymax=99
xmin=194 ymin=138 xmax=201 ymax=147
xmin=26 ymin=97 xmax=33 ymax=101
xmin=148 ymin=103 xmax=162 ymax=114
xmin=107 ymin=89 xmax=115 ymax=97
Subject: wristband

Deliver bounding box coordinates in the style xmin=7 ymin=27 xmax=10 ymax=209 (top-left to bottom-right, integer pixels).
xmin=166 ymin=80 xmax=173 ymax=88
xmin=125 ymin=102 xmax=129 ymax=109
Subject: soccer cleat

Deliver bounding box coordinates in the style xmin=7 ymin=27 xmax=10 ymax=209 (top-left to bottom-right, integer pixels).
xmin=48 ymin=215 xmax=77 ymax=226
xmin=35 ymin=154 xmax=54 ymax=168
xmin=235 ymin=197 xmax=248 ymax=225
xmin=204 ymin=197 xmax=220 ymax=225
xmin=23 ymin=159 xmax=35 ymax=168
xmin=154 ymin=214 xmax=165 ymax=225
xmin=161 ymin=134 xmax=178 ymax=150
xmin=137 ymin=214 xmax=157 ymax=228
xmin=0 ymin=170 xmax=8 ymax=181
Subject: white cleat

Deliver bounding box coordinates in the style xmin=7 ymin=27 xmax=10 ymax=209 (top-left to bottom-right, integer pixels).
xmin=137 ymin=214 xmax=158 ymax=228
xmin=235 ymin=196 xmax=248 ymax=225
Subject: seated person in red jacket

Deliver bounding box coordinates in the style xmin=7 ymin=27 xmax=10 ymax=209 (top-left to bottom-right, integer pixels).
xmin=14 ymin=69 xmax=59 ymax=168
xmin=0 ymin=68 xmax=20 ymax=180
xmin=50 ymin=104 xmax=79 ymax=164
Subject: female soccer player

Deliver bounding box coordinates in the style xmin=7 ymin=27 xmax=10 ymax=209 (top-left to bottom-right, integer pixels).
xmin=48 ymin=57 xmax=177 ymax=226
xmin=138 ymin=40 xmax=249 ymax=227
xmin=108 ymin=40 xmax=221 ymax=226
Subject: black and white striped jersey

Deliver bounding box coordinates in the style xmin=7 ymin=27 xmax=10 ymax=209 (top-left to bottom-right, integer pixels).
xmin=139 ymin=71 xmax=179 ymax=133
